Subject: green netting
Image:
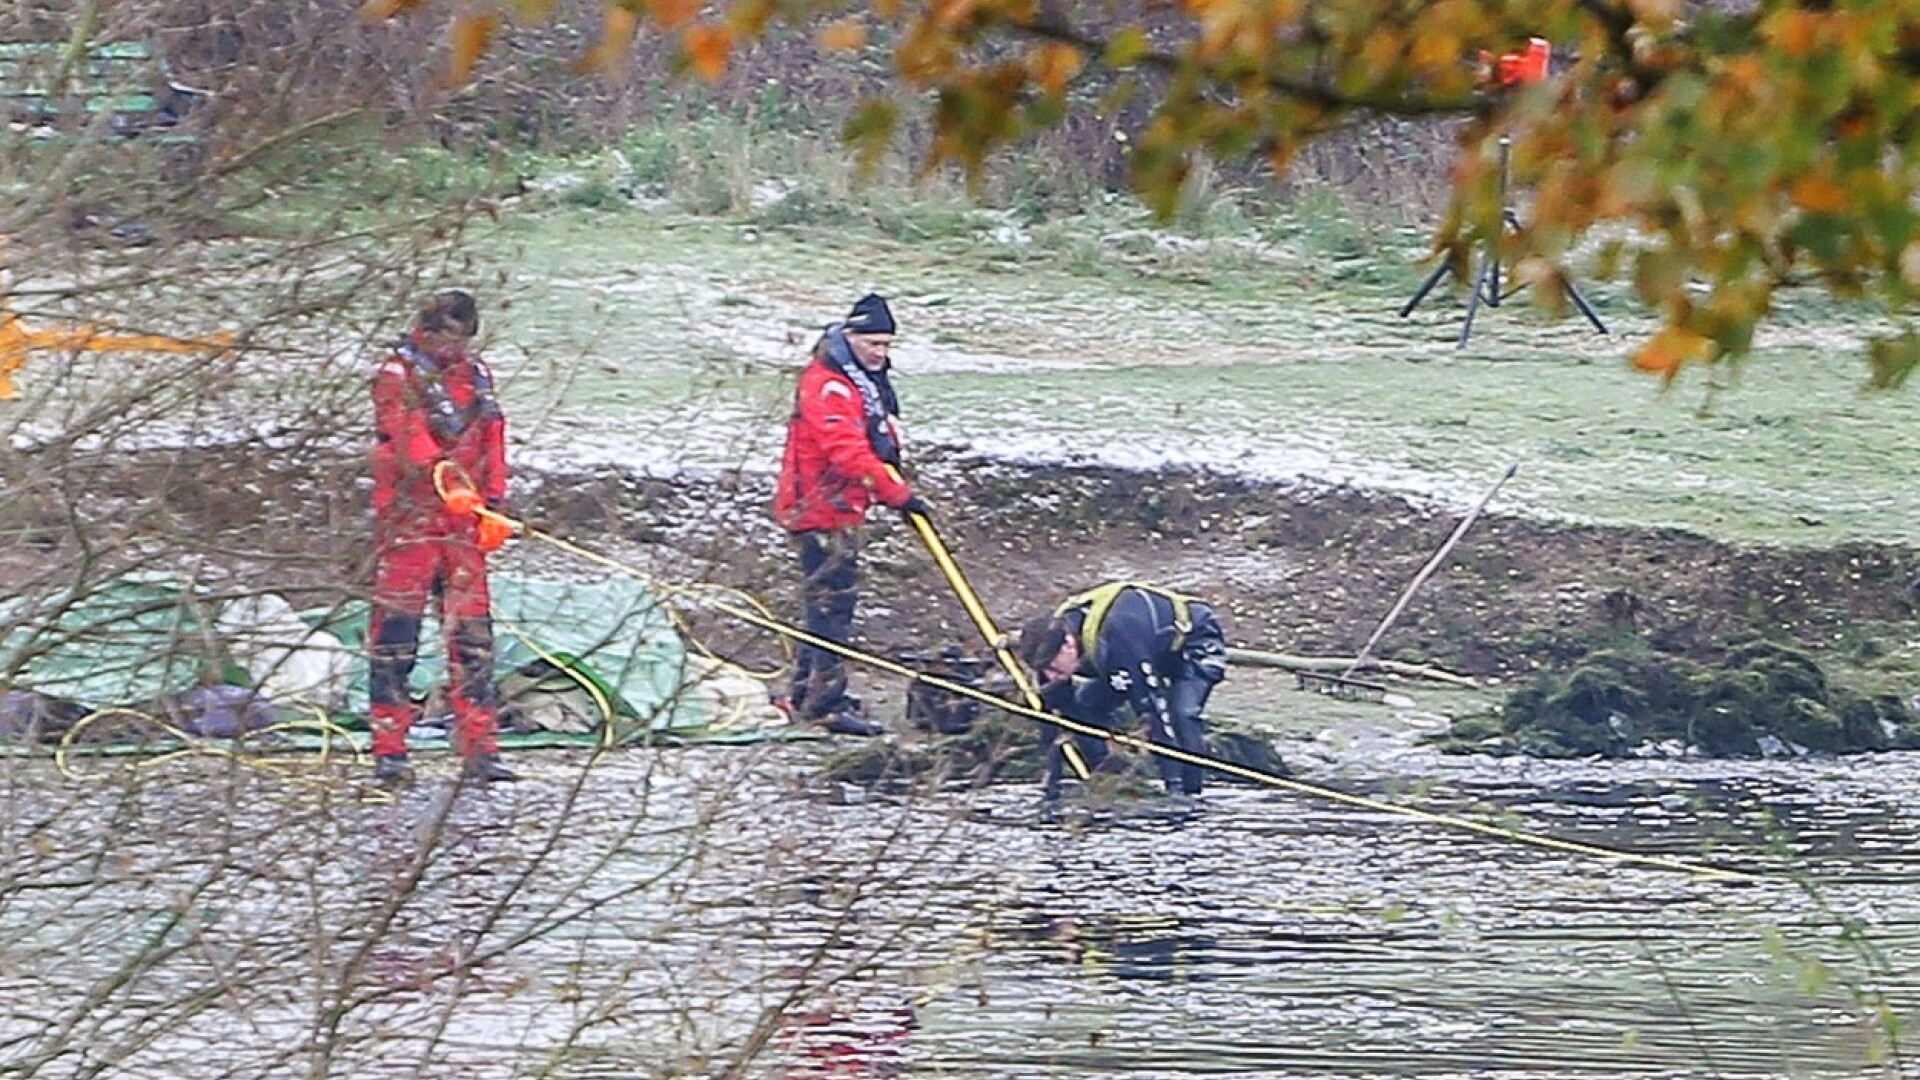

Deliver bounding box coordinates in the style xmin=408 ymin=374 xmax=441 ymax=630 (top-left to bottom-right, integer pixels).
xmin=0 ymin=575 xmax=224 ymax=708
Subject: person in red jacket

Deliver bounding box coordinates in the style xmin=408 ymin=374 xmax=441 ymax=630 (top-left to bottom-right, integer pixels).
xmin=368 ymin=290 xmax=516 ymax=785
xmin=773 ymin=294 xmax=929 ymax=736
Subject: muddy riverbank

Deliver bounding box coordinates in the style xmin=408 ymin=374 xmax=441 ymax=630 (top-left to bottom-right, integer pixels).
xmin=512 ymin=448 xmax=1920 ymax=687
xmin=22 ymin=440 xmax=1913 ymax=707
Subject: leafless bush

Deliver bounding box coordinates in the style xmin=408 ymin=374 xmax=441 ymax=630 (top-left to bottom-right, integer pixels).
xmin=0 ymin=8 xmax=960 ymax=1077
xmin=0 ymin=737 xmax=987 ymax=1078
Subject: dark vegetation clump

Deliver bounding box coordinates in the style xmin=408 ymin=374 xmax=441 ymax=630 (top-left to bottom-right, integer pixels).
xmin=817 ymin=712 xmax=1289 ymax=792
xmin=1438 ymin=640 xmax=1920 ymax=758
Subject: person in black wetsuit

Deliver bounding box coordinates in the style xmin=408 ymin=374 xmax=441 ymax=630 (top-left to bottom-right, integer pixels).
xmin=1016 ymin=582 xmax=1229 ymax=801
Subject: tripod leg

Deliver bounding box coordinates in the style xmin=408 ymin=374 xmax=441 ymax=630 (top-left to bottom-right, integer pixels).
xmin=1459 ymin=242 xmax=1496 ymax=348
xmin=1486 ymin=209 xmax=1522 ymax=309
xmin=1400 ymin=259 xmax=1454 ymax=318
xmin=1563 ymin=275 xmax=1610 ymax=334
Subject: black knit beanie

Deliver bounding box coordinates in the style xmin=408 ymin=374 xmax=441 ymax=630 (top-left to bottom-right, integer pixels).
xmin=418 ymin=289 xmax=480 ymax=337
xmin=845 ymin=293 xmax=896 ymax=335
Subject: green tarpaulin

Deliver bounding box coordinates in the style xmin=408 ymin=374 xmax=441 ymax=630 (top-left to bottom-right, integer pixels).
xmin=0 ymin=573 xmax=786 ymax=748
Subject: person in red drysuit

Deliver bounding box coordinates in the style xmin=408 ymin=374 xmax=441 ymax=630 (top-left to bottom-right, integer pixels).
xmin=772 ymin=293 xmax=929 ymax=736
xmin=367 ymin=289 xmax=515 ymax=785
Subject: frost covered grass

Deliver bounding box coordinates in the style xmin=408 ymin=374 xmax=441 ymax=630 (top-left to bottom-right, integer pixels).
xmin=469 ymin=195 xmax=1920 ymax=549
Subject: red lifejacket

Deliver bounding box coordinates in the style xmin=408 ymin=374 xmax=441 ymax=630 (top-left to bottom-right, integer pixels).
xmin=371 ymin=332 xmax=507 ymax=533
xmin=773 ymin=357 xmax=911 ymax=532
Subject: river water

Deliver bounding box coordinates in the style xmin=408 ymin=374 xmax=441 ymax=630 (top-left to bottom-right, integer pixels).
xmin=750 ymin=751 xmax=1920 ymax=1080
xmin=4 ymin=701 xmax=1918 ymax=1079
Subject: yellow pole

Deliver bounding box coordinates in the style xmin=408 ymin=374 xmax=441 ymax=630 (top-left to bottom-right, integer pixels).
xmin=0 ymin=310 xmax=235 ymax=402
xmin=886 ymin=465 xmax=1092 ymax=781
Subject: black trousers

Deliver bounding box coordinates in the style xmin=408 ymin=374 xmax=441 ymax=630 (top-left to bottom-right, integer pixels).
xmin=788 ymin=529 xmax=860 ymax=721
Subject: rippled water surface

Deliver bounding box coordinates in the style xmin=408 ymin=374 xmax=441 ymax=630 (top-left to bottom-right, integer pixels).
xmin=5 ymin=694 xmax=1918 ymax=1079
xmin=771 ymin=752 xmax=1920 ymax=1080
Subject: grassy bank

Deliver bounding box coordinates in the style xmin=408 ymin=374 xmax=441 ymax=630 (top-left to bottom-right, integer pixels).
xmin=20 ymin=113 xmax=1914 ymax=550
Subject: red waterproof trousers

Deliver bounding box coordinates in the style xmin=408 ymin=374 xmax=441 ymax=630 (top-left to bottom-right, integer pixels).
xmin=368 ymin=529 xmax=501 ymax=758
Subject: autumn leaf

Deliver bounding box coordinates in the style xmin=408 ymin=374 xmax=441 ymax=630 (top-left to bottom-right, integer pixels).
xmin=357 ymin=0 xmax=430 ymax=19
xmin=895 ymin=25 xmax=957 ymax=82
xmin=1790 ymin=174 xmax=1848 ymax=214
xmin=1768 ymin=10 xmax=1823 ymax=59
xmin=1867 ymin=329 xmax=1920 ymax=389
xmin=1266 ymin=136 xmax=1298 ymax=175
xmin=577 ymin=3 xmax=641 ymax=76
xmin=1409 ymin=31 xmax=1463 ymax=78
xmin=684 ymin=22 xmax=733 ymax=81
xmin=447 ymin=12 xmax=500 ymax=87
xmin=1027 ymin=43 xmax=1082 ymax=97
xmin=1899 ymin=240 xmax=1920 ymax=290
xmin=1624 ymin=0 xmax=1682 ymax=29
xmin=930 ymin=0 xmax=981 ymax=31
xmin=651 ymin=0 xmax=700 ymax=31
xmin=1632 ymin=326 xmax=1716 ymax=377
xmin=817 ymin=20 xmax=867 ymax=52
xmin=843 ymin=98 xmax=898 ymax=174
xmin=1105 ymin=27 xmax=1150 ymax=68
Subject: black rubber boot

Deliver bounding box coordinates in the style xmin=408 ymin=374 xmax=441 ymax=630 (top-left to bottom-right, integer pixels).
xmin=373 ymin=753 xmax=414 ymax=786
xmin=822 ymin=712 xmax=885 ymax=737
xmin=462 ymin=753 xmax=518 ymax=784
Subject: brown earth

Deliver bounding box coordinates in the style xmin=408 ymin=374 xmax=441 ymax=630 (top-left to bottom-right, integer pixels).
xmin=514 ymin=448 xmax=1920 ymax=692
xmin=10 ymin=443 xmax=1920 ymax=710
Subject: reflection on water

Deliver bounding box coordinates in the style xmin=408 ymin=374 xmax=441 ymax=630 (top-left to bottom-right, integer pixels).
xmin=3 ymin=744 xmax=1917 ymax=1078
xmin=778 ymin=1003 xmax=917 ymax=1079
xmin=1005 ymin=910 xmax=1221 ymax=984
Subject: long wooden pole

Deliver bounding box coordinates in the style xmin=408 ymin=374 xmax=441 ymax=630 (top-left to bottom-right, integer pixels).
xmin=1341 ymin=463 xmax=1518 ymax=679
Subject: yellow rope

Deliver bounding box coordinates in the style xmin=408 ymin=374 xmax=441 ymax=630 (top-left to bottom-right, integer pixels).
xmin=51 ymin=701 xmax=387 ymax=801
xmin=657 ymin=580 xmax=792 ymax=682
xmin=492 ymin=613 xmax=619 ymax=745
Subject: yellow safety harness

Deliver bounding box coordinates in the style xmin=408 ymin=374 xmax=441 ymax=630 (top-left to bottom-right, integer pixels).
xmin=1057 ymin=582 xmax=1197 ymax=658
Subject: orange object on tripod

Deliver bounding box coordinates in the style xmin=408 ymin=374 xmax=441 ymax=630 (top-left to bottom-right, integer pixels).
xmin=1400 ymin=35 xmax=1608 ymax=346
xmin=1484 ymin=37 xmax=1551 ymax=89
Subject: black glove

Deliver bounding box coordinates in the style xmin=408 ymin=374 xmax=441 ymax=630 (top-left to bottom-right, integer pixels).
xmin=899 ymin=494 xmax=933 ymax=519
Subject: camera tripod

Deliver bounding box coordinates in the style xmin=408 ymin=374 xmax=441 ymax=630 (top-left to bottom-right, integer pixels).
xmin=1399 ymin=135 xmax=1608 ymax=347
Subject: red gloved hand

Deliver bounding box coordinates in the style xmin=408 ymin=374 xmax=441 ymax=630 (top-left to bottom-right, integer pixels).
xmin=474 ymin=509 xmax=516 ymax=554
xmin=434 ymin=461 xmax=486 ymax=516
xmin=444 ymin=488 xmax=484 ymax=516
